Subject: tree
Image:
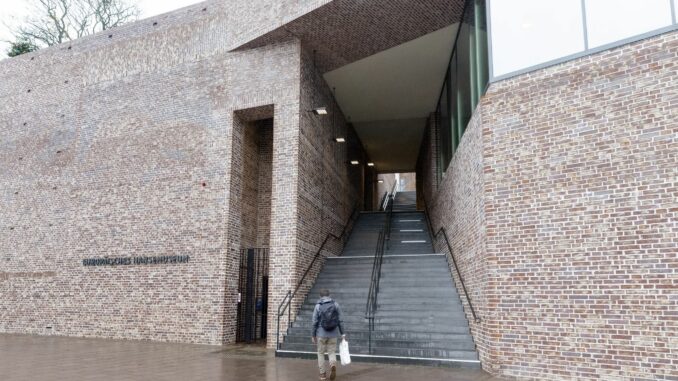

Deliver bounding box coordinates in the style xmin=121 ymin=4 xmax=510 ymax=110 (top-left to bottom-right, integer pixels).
xmin=13 ymin=0 xmax=140 ymax=47
xmin=7 ymin=39 xmax=39 ymax=57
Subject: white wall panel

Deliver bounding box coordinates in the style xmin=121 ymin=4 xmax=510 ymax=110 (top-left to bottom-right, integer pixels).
xmin=490 ymin=0 xmax=585 ymax=77
xmin=585 ymin=0 xmax=673 ymax=48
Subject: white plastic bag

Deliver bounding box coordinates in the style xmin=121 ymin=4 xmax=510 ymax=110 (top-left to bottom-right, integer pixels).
xmin=340 ymin=339 xmax=351 ymax=365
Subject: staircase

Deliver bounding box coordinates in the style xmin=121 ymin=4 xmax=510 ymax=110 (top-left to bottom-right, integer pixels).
xmin=392 ymin=190 xmax=417 ymax=211
xmin=277 ymin=191 xmax=480 ymax=368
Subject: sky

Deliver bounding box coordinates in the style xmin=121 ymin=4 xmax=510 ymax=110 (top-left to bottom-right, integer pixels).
xmin=0 ymin=0 xmax=204 ymax=58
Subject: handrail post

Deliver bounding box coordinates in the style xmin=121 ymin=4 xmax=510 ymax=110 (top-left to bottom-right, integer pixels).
xmin=365 ymin=228 xmax=386 ymax=355
xmin=385 ymin=194 xmax=394 ymax=250
xmin=276 ymin=311 xmax=280 ymax=350
xmin=288 ymin=298 xmax=291 ymax=330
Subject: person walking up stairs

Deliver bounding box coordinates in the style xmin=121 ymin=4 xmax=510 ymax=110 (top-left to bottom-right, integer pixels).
xmin=312 ymin=289 xmax=346 ymax=380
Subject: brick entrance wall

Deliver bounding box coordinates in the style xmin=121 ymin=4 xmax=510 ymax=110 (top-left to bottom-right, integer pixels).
xmin=240 ymin=118 xmax=273 ymax=249
xmin=267 ymin=46 xmax=366 ymax=348
xmin=0 ymin=0 xmax=309 ymax=345
xmin=419 ymin=31 xmax=678 ymax=380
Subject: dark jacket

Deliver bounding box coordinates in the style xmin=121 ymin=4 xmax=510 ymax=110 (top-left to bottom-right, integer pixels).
xmin=311 ymin=296 xmax=344 ymax=338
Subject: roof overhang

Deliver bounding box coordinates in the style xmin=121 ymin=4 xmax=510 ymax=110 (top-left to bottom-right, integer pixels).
xmin=324 ymin=25 xmax=458 ymax=172
xmin=232 ymin=0 xmax=465 ymax=172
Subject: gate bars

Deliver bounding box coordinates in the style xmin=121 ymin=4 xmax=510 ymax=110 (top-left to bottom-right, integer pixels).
xmin=236 ymin=248 xmax=270 ymax=343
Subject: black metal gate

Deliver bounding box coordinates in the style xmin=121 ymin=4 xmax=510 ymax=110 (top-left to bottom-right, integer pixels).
xmin=236 ymin=248 xmax=269 ymax=343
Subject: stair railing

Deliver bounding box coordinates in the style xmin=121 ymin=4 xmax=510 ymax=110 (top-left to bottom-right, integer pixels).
xmin=365 ymin=193 xmax=393 ymax=353
xmin=380 ymin=181 xmax=398 ymax=211
xmin=422 ymin=197 xmax=480 ymax=323
xmin=365 ymin=229 xmax=386 ymax=354
xmin=378 ymin=192 xmax=388 ymax=211
xmin=275 ymin=203 xmax=360 ymax=350
xmin=384 ymin=192 xmax=394 ymax=251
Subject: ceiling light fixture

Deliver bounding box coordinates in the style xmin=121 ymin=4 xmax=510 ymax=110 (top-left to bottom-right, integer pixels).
xmin=310 ymin=107 xmax=327 ymax=115
xmin=350 ymin=160 xmax=359 ymax=165
xmin=367 ymin=162 xmax=374 ymax=167
xmin=378 ymin=180 xmax=384 ymax=183
xmin=335 ymin=137 xmax=346 ymax=143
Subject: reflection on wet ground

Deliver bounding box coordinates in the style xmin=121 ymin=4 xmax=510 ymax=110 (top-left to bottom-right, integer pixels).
xmin=0 ymin=334 xmax=506 ymax=380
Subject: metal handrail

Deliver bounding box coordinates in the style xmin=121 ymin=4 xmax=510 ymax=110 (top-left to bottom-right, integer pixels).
xmin=381 ymin=180 xmax=398 ymax=211
xmin=384 ymin=193 xmax=394 ymax=250
xmin=379 ymin=192 xmax=388 ymax=211
xmin=365 ymin=195 xmax=393 ymax=353
xmin=365 ymin=229 xmax=385 ymax=353
xmin=275 ymin=203 xmax=360 ymax=350
xmin=422 ymin=197 xmax=481 ymax=323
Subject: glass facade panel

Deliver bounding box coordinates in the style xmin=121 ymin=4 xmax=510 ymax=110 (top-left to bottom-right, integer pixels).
xmin=449 ymin=53 xmax=459 ymax=155
xmin=438 ymin=80 xmax=451 ymax=173
xmin=474 ymin=0 xmax=489 ymax=98
xmin=675 ymin=0 xmax=678 ymax=23
xmin=435 ymin=0 xmax=489 ymax=178
xmin=456 ymin=21 xmax=472 ymax=140
xmin=489 ymin=0 xmax=585 ymax=77
xmin=585 ymin=0 xmax=673 ymax=48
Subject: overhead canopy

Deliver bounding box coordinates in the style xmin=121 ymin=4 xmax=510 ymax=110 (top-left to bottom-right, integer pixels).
xmin=324 ymin=25 xmax=457 ymax=172
xmin=233 ymin=0 xmax=464 ymax=172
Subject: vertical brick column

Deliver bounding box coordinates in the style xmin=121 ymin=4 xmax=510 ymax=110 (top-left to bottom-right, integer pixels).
xmin=266 ymin=101 xmax=301 ymax=348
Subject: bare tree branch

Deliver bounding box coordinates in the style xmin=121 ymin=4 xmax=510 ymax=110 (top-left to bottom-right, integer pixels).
xmin=11 ymin=0 xmax=140 ymax=47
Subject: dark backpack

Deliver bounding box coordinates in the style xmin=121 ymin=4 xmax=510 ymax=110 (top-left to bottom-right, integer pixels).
xmin=318 ymin=300 xmax=339 ymax=330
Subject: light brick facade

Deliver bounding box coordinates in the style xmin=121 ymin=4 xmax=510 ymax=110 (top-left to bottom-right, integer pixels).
xmin=418 ymin=31 xmax=678 ymax=380
xmin=0 ymin=0 xmax=364 ymax=346
xmin=1 ymin=0 xmax=676 ymax=379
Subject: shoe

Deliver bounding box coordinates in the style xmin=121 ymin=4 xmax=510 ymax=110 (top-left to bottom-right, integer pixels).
xmin=330 ymin=364 xmax=337 ymax=380
xmin=320 ymin=372 xmax=327 ymax=381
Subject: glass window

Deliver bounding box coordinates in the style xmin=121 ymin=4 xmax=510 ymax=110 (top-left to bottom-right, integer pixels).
xmin=474 ymin=0 xmax=489 ymax=98
xmin=449 ymin=53 xmax=459 ymax=153
xmin=490 ymin=0 xmax=585 ymax=77
xmin=439 ymin=79 xmax=451 ymax=173
xmin=435 ymin=0 xmax=490 ymax=172
xmin=585 ymin=0 xmax=673 ymax=48
xmin=675 ymin=0 xmax=678 ymax=23
xmin=456 ymin=21 xmax=472 ymax=138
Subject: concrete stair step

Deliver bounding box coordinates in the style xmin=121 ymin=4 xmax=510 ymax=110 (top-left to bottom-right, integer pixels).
xmin=291 ymin=321 xmax=470 ymax=334
xmin=294 ymin=310 xmax=467 ymax=323
xmin=301 ymin=293 xmax=459 ymax=302
xmin=285 ymin=328 xmax=473 ymax=341
xmin=299 ymin=301 xmax=465 ymax=311
xmin=280 ymin=344 xmax=478 ymax=361
xmin=281 ymin=208 xmax=479 ymax=366
xmin=282 ymin=336 xmax=475 ymax=351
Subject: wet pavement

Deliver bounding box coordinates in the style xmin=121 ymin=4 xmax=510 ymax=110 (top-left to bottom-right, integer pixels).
xmin=0 ymin=334 xmax=505 ymax=381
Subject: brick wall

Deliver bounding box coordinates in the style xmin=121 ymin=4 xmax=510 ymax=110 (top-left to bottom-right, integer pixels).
xmin=273 ymin=45 xmax=366 ymax=347
xmin=0 ymin=0 xmax=308 ymax=345
xmin=240 ymin=118 xmax=273 ymax=249
xmin=419 ymin=31 xmax=678 ymax=380
xmin=256 ymin=120 xmax=274 ymax=248
xmin=421 ymin=108 xmax=494 ymax=371
xmin=416 ymin=113 xmax=438 ymax=209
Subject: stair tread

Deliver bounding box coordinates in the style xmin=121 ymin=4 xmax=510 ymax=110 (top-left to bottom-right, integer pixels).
xmin=281 ymin=209 xmax=478 ymax=365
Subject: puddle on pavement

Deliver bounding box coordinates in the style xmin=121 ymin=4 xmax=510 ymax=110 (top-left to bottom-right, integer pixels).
xmin=210 ymin=343 xmax=268 ymax=357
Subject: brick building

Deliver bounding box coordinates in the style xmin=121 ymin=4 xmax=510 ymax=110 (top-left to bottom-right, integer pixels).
xmin=0 ymin=0 xmax=676 ymax=380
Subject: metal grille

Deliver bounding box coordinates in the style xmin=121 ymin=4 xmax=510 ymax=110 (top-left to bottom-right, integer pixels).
xmin=236 ymin=248 xmax=269 ymax=343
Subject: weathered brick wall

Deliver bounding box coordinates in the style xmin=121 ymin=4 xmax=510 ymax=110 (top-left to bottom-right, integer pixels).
xmin=0 ymin=0 xmax=311 ymax=345
xmin=416 ymin=113 xmax=438 ymax=210
xmin=419 ymin=31 xmax=678 ymax=380
xmin=240 ymin=118 xmax=273 ymax=249
xmin=419 ymin=108 xmax=494 ymax=370
xmin=256 ymin=120 xmax=274 ymax=248
xmin=273 ymin=45 xmax=366 ymax=347
xmin=481 ymin=31 xmax=678 ymax=380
